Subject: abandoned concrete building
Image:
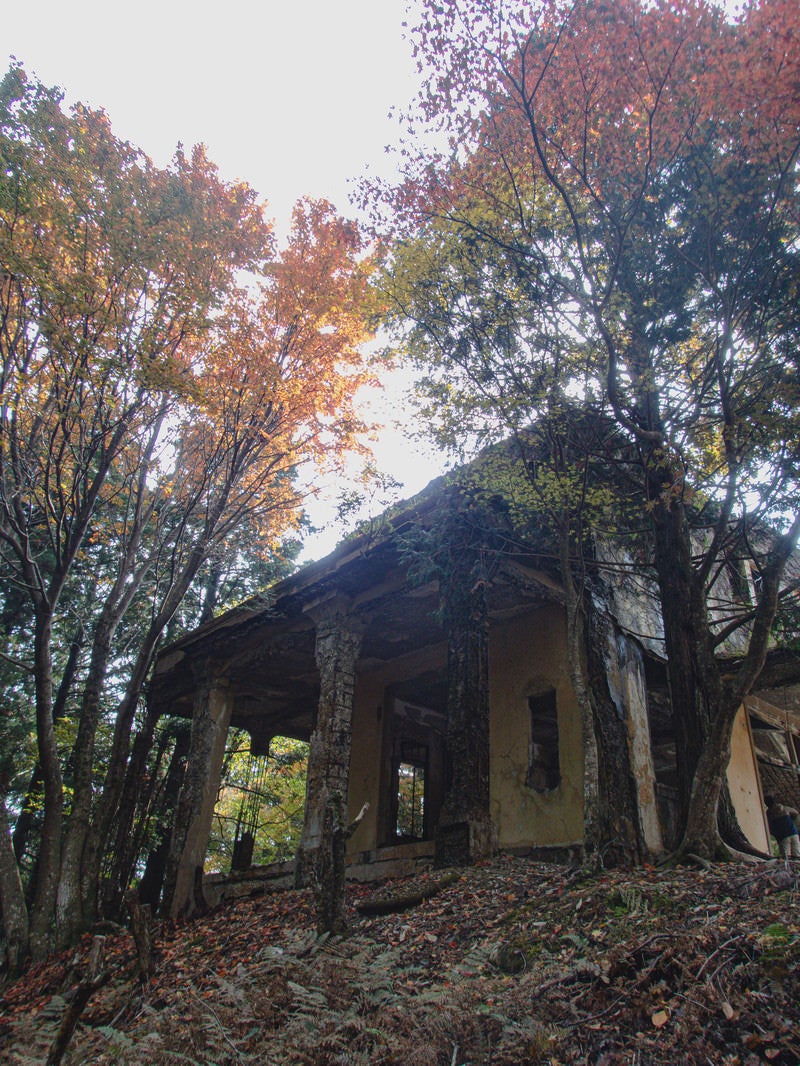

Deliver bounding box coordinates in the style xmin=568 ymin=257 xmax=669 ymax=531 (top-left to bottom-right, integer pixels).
xmin=149 ymin=471 xmax=800 ymax=915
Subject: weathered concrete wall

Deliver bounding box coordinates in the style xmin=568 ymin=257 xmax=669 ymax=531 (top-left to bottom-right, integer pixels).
xmin=343 ymin=600 xmax=768 ymax=861
xmin=598 ymin=617 xmax=663 ymax=857
xmin=346 ymin=667 xmax=387 ymax=855
xmin=727 ymin=707 xmax=770 ymax=853
xmin=489 ymin=604 xmax=584 ymax=849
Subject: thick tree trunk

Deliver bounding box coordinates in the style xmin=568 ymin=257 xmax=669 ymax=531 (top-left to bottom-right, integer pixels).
xmin=0 ymin=793 xmax=29 ymax=973
xmin=646 ymin=471 xmax=751 ymax=859
xmin=28 ymin=614 xmax=63 ymax=960
xmin=648 ymin=495 xmax=709 ymax=824
xmin=677 ymin=699 xmax=739 ymax=859
xmin=137 ymin=725 xmax=191 ymax=910
xmin=56 ymin=619 xmax=115 ymax=949
xmin=161 ymin=669 xmax=232 ymax=919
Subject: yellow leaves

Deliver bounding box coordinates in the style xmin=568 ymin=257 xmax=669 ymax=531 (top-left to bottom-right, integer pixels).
xmin=0 ymin=64 xmax=381 ymax=600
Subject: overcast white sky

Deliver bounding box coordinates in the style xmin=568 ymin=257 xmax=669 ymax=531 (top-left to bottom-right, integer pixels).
xmin=4 ymin=0 xmax=450 ymax=558
xmin=5 ymin=0 xmax=419 ymax=229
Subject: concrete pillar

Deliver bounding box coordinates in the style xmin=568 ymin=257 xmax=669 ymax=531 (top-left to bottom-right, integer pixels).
xmin=164 ymin=667 xmax=232 ymax=918
xmin=436 ymin=585 xmax=493 ymax=866
xmin=295 ymin=601 xmax=363 ymax=890
xmin=604 ymin=627 xmax=664 ymax=857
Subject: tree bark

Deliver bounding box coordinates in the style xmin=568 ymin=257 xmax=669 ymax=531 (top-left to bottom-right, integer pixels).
xmin=557 ymin=523 xmax=601 ymax=860
xmin=102 ymin=706 xmax=167 ymax=919
xmin=137 ymin=724 xmax=191 ymax=910
xmin=13 ymin=622 xmax=84 ymax=866
xmin=86 ymin=540 xmax=214 ymax=921
xmin=645 ymin=463 xmax=774 ymax=860
xmin=28 ymin=614 xmax=64 ymax=960
xmin=56 ymin=617 xmax=116 ymax=949
xmin=678 ymin=698 xmax=739 ymax=858
xmin=0 ymin=792 xmax=30 ymax=973
xmin=161 ymin=668 xmax=232 ymax=919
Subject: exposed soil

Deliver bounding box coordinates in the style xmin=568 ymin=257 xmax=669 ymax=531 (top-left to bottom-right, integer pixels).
xmin=1 ymin=855 xmax=799 ymax=1065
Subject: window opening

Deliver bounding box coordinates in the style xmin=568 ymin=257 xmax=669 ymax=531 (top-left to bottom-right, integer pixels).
xmin=396 ymin=742 xmax=427 ymax=840
xmin=208 ymin=731 xmax=308 ymax=873
xmin=527 ymin=689 xmax=560 ymax=792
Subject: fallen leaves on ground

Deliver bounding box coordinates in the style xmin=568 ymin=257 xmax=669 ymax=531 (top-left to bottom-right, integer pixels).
xmin=1 ymin=856 xmax=798 ymax=1065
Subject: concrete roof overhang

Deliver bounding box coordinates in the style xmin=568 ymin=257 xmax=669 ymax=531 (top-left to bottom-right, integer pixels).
xmin=149 ymin=485 xmax=562 ymax=750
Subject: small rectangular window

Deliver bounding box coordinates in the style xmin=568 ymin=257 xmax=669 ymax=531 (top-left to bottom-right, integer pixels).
xmin=527 ymin=689 xmax=560 ymax=792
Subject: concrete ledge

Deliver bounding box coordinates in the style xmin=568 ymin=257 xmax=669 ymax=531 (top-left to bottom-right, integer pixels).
xmin=347 ymin=841 xmax=435 ymax=882
xmin=504 ymin=843 xmax=584 ymax=865
xmin=204 ymin=860 xmax=295 ymax=904
xmin=204 ymin=841 xmax=437 ymax=903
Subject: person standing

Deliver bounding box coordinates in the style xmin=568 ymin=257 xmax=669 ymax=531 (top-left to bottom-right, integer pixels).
xmin=765 ymin=795 xmax=800 ymax=859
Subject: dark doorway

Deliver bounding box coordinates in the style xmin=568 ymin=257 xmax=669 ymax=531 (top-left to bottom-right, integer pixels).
xmin=380 ymin=674 xmax=447 ymax=846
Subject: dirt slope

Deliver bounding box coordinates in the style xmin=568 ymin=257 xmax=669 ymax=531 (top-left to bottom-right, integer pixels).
xmin=1 ymin=855 xmax=798 ymax=1065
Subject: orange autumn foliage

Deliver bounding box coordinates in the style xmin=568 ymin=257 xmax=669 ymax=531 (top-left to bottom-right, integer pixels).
xmin=397 ymin=0 xmax=800 ymax=230
xmin=0 ymin=63 xmax=379 ymax=962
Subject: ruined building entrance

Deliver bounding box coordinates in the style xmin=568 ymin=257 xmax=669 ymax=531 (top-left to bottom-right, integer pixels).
xmin=380 ymin=674 xmax=448 ymax=847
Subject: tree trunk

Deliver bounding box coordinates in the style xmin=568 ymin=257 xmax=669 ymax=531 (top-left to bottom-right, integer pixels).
xmin=12 ymin=764 xmax=42 ymax=868
xmin=56 ymin=618 xmax=115 ymax=949
xmin=557 ymin=524 xmax=601 ymax=860
xmin=80 ymin=623 xmax=170 ymax=926
xmin=13 ymin=622 xmax=84 ymax=866
xmin=677 ymin=700 xmax=739 ymax=859
xmin=646 ymin=472 xmax=753 ymax=860
xmin=136 ymin=724 xmax=191 ymax=910
xmin=102 ymin=706 xmax=165 ymax=919
xmin=0 ymin=793 xmax=29 ymax=973
xmin=161 ymin=669 xmax=232 ymax=919
xmin=28 ymin=614 xmax=63 ymax=960
xmin=647 ymin=494 xmax=708 ymax=823
xmin=86 ymin=544 xmax=211 ymax=920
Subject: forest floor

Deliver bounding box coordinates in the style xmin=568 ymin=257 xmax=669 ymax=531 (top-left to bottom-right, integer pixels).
xmin=1 ymin=855 xmax=799 ymax=1065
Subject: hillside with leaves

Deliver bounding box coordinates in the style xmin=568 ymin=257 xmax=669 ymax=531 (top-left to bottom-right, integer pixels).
xmin=1 ymin=855 xmax=798 ymax=1065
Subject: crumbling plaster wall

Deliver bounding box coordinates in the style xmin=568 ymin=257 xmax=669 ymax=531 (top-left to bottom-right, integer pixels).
xmin=489 ymin=603 xmax=584 ymax=849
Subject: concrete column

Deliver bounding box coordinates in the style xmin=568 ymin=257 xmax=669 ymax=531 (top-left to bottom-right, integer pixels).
xmin=604 ymin=626 xmax=664 ymax=857
xmin=164 ymin=667 xmax=232 ymax=918
xmin=295 ymin=601 xmax=363 ymax=889
xmin=436 ymin=586 xmax=493 ymax=866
